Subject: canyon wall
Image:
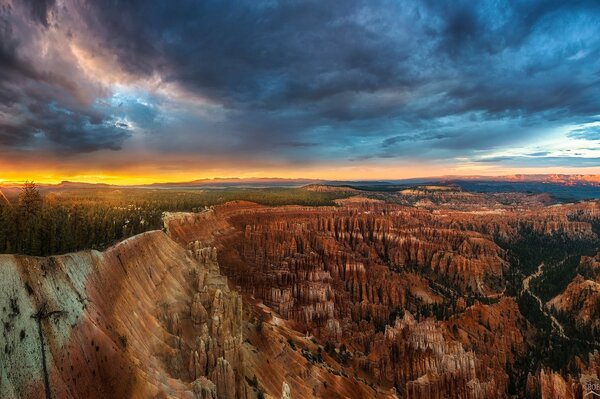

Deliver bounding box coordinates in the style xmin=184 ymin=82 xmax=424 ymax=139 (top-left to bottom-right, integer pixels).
xmin=2 ymin=197 xmax=599 ymax=398
xmin=165 ymin=200 xmax=548 ymax=398
xmin=0 ymin=230 xmax=247 ymax=399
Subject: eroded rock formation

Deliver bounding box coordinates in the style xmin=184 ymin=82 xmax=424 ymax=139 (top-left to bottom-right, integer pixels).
xmin=548 ymin=252 xmax=600 ymax=334
xmin=0 ymin=231 xmax=247 ymax=399
xmin=3 ymin=196 xmax=600 ymax=398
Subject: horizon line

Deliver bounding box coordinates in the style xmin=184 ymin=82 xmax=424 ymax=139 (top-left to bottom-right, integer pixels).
xmin=2 ymin=173 xmax=600 ymax=187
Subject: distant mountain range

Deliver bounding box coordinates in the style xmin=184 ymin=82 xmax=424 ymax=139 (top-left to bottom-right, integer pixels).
xmin=441 ymin=174 xmax=600 ymax=186
xmin=1 ymin=174 xmax=600 ymax=190
xmin=145 ymin=177 xmax=324 ymax=188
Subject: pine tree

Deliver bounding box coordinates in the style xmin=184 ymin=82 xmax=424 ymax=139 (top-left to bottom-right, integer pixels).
xmin=17 ymin=181 xmax=43 ymax=255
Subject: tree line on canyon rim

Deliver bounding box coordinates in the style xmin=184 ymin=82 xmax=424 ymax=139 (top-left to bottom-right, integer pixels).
xmin=0 ymin=182 xmax=347 ymax=256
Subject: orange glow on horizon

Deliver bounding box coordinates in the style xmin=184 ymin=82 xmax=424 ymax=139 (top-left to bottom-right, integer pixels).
xmin=3 ymin=164 xmax=600 ymax=186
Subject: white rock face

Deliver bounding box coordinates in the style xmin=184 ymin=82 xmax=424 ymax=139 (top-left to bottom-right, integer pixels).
xmin=0 ymin=230 xmax=248 ymax=399
xmin=281 ymin=381 xmax=292 ymax=399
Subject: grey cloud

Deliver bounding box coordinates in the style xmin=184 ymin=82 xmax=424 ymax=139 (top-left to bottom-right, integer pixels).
xmin=568 ymin=125 xmax=600 ymax=140
xmin=475 ymin=155 xmax=600 ymax=167
xmin=0 ymin=1 xmax=131 ymax=152
xmin=2 ymin=0 xmax=600 ymax=166
xmin=21 ymin=0 xmax=56 ymax=27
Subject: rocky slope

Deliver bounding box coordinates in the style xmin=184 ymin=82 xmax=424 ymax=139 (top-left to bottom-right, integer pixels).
xmin=0 ymin=230 xmax=248 ymax=399
xmin=548 ymin=252 xmax=600 ymax=335
xmin=165 ymin=200 xmax=550 ymax=398
xmin=165 ymin=198 xmax=600 ymax=398
xmin=1 ymin=211 xmax=397 ymax=399
xmin=3 ymin=196 xmax=600 ymax=398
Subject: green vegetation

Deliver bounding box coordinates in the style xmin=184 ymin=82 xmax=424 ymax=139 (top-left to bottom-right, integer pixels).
xmin=505 ymin=231 xmax=600 ymax=376
xmin=347 ymin=184 xmax=409 ymax=192
xmin=498 ymin=228 xmax=597 ymax=275
xmin=287 ymin=338 xmax=296 ymax=350
xmin=518 ymin=289 xmax=596 ymax=374
xmin=323 ymin=342 xmax=349 ymax=365
xmin=474 ymin=225 xmax=600 ymax=396
xmin=530 ymin=255 xmax=580 ymax=302
xmin=0 ymin=183 xmax=349 ymax=256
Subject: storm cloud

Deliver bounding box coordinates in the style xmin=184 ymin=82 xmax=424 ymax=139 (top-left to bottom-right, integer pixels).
xmin=1 ymin=0 xmax=600 ymax=173
xmin=0 ymin=0 xmax=131 ymax=152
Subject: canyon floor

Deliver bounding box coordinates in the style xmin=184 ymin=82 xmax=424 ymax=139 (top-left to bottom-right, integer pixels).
xmin=2 ymin=186 xmax=600 ymax=398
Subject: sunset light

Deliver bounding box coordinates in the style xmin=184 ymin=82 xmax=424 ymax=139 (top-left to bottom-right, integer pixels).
xmin=2 ymin=2 xmax=600 ymax=398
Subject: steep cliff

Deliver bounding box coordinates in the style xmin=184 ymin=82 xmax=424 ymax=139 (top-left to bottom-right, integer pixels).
xmin=548 ymin=252 xmax=600 ymax=335
xmin=165 ymin=201 xmax=533 ymax=398
xmin=1 ymin=211 xmax=396 ymax=399
xmin=0 ymin=230 xmax=247 ymax=399
xmin=3 ymin=197 xmax=600 ymax=398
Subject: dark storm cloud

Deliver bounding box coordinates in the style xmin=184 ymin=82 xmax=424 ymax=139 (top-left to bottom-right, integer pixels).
xmin=77 ymin=0 xmax=600 ymax=111
xmin=0 ymin=1 xmax=130 ymax=153
xmin=21 ymin=0 xmax=56 ymax=27
xmin=75 ymin=0 xmax=417 ymax=109
xmin=1 ymin=0 xmax=600 ymax=165
xmin=70 ymin=0 xmax=600 ymax=159
xmin=436 ymin=0 xmax=566 ymax=56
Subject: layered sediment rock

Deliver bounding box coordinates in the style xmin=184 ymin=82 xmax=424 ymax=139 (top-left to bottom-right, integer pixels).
xmin=165 ymin=201 xmax=549 ymax=398
xmin=1 ymin=212 xmax=397 ymax=399
xmin=369 ymin=312 xmax=500 ymax=399
xmin=525 ymin=369 xmax=586 ymax=399
xmin=0 ymin=231 xmax=247 ymax=399
xmin=3 ymin=197 xmax=599 ymax=398
xmin=548 ymin=252 xmax=600 ymax=334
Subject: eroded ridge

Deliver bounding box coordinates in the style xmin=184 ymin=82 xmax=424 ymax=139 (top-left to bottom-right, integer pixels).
xmin=0 ymin=231 xmax=247 ymax=399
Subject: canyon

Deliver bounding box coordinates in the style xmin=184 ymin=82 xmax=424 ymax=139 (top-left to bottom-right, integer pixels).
xmin=2 ymin=190 xmax=600 ymax=398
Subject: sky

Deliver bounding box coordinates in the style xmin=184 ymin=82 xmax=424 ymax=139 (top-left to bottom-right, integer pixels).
xmin=1 ymin=0 xmax=600 ymax=184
